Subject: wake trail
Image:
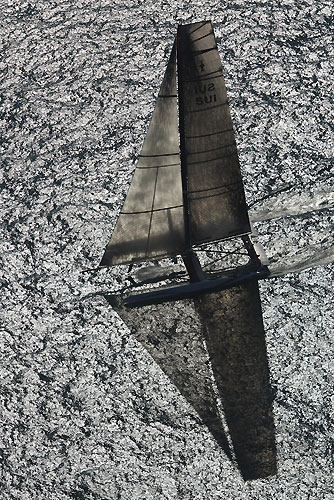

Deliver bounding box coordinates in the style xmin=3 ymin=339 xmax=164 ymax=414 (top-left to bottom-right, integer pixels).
xmin=249 ymin=186 xmax=334 ymax=222
xmin=267 ymin=243 xmax=334 ymax=277
xmin=248 ymin=185 xmax=334 ymax=275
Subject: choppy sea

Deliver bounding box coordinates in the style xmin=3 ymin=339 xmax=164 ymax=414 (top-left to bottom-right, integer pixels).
xmin=1 ymin=1 xmax=333 ymax=498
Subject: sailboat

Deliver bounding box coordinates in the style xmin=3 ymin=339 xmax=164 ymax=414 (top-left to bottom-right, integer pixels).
xmin=101 ymin=21 xmax=270 ymax=308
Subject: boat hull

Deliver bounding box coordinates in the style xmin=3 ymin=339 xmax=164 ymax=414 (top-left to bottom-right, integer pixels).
xmin=122 ymin=266 xmax=270 ymax=308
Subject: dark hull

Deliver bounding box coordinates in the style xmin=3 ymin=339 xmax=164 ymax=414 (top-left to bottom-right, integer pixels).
xmin=123 ymin=266 xmax=269 ymax=308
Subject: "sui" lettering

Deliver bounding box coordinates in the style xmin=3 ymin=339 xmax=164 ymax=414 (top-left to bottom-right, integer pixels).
xmin=194 ymin=82 xmax=216 ymax=105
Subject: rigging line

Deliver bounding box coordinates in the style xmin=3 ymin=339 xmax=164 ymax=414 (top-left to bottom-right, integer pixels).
xmin=187 ymin=141 xmax=236 ymax=155
xmin=202 ymin=247 xmax=249 ymax=259
xmin=112 ymin=248 xmax=184 ymax=267
xmin=145 ymin=168 xmax=159 ymax=257
xmin=186 ymin=101 xmax=229 ymax=114
xmin=197 ymin=248 xmax=249 ymax=256
xmin=193 ymin=230 xmax=251 ymax=248
xmin=186 ymin=127 xmax=234 ymax=139
xmin=188 ymin=21 xmax=209 ymax=35
xmin=190 ymin=30 xmax=214 ymax=44
xmin=203 ymin=254 xmax=247 ymax=273
xmin=202 ymin=256 xmax=248 ymax=270
xmin=121 ymin=204 xmax=183 ymax=215
xmin=186 ymin=151 xmax=238 ymax=166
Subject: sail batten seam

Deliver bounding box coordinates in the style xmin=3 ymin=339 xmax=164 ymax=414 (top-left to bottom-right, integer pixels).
xmin=137 ymin=162 xmax=180 ymax=169
xmin=190 ymin=184 xmax=244 ymax=201
xmin=192 ymin=47 xmax=217 ymax=55
xmin=121 ymin=204 xmax=184 ymax=215
xmin=190 ymin=31 xmax=214 ymax=44
xmin=185 ymin=127 xmax=234 ymax=139
xmin=187 ymin=141 xmax=236 ymax=155
xmin=188 ymin=22 xmax=209 ymax=35
xmin=186 ymin=151 xmax=237 ymax=166
xmin=188 ymin=180 xmax=242 ymax=194
xmin=139 ymin=152 xmax=179 ymax=157
xmin=184 ymin=68 xmax=223 ymax=82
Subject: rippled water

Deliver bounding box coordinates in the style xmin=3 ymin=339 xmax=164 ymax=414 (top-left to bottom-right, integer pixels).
xmin=1 ymin=1 xmax=333 ymax=498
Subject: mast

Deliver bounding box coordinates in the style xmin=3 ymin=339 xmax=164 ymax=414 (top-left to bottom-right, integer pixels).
xmin=176 ymin=25 xmax=192 ymax=250
xmin=177 ymin=25 xmax=206 ymax=282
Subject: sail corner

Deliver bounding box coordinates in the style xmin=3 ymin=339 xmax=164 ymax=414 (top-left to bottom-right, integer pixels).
xmin=99 ymin=246 xmax=113 ymax=268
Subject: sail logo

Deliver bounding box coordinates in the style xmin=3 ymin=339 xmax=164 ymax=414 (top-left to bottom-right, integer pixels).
xmin=194 ymin=82 xmax=216 ymax=105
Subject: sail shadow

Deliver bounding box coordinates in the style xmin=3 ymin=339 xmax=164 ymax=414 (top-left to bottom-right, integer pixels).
xmin=105 ymin=295 xmax=233 ymax=461
xmin=194 ymin=280 xmax=277 ymax=480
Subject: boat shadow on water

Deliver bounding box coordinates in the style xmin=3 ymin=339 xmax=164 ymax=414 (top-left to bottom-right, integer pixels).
xmin=101 ymin=20 xmax=277 ymax=480
xmin=105 ymin=278 xmax=277 ymax=481
xmin=194 ymin=280 xmax=277 ymax=480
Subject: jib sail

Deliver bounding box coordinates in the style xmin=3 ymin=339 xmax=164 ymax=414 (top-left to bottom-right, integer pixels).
xmin=101 ymin=43 xmax=186 ymax=266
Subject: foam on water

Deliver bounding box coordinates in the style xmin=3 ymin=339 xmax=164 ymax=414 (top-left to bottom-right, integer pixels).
xmin=249 ymin=186 xmax=334 ymax=222
xmin=248 ymin=185 xmax=334 ymax=275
